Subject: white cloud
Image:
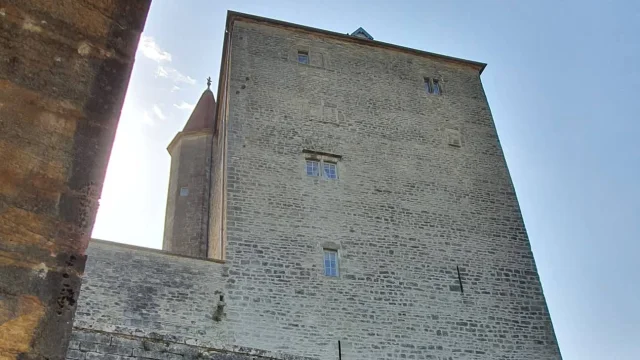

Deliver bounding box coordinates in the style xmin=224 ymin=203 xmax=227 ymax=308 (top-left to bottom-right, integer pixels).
xmin=152 ymin=104 xmax=166 ymax=120
xmin=171 ymin=85 xmax=181 ymax=92
xmin=137 ymin=34 xmax=195 ymax=87
xmin=142 ymin=111 xmax=155 ymax=126
xmin=173 ymin=101 xmax=195 ymax=111
xmin=156 ymin=65 xmax=196 ymax=85
xmin=138 ymin=35 xmax=172 ymax=63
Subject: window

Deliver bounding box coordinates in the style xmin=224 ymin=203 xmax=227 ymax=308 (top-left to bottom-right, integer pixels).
xmin=306 ymin=160 xmax=320 ymax=176
xmin=323 ymin=250 xmax=338 ymax=277
xmin=297 ymin=51 xmax=309 ymax=64
xmin=323 ymin=163 xmax=337 ymax=179
xmin=180 ymin=187 xmax=189 ymax=196
xmin=433 ymin=79 xmax=441 ymax=95
xmin=304 ymin=150 xmax=341 ymax=179
xmin=424 ymin=77 xmax=433 ymax=93
xmin=306 ymin=159 xmax=338 ymax=179
xmin=424 ymin=77 xmax=442 ymax=95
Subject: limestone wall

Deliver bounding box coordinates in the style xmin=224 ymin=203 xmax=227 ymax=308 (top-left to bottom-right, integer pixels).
xmin=72 ymin=240 xmax=227 ymax=348
xmin=219 ymin=19 xmax=561 ymax=360
xmin=0 ymin=1 xmax=150 ymax=357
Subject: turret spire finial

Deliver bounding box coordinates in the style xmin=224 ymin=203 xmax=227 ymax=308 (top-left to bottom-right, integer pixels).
xmin=206 ymin=76 xmax=212 ymax=89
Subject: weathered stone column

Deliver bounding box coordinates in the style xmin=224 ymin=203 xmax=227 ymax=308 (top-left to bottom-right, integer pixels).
xmin=0 ymin=1 xmax=150 ymax=358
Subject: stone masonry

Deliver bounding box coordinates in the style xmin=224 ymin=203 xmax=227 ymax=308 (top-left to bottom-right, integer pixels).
xmin=70 ymin=240 xmax=316 ymax=360
xmin=0 ymin=1 xmax=150 ymax=358
xmin=219 ymin=14 xmax=562 ymax=359
xmin=163 ymin=132 xmax=212 ymax=258
xmin=163 ymin=88 xmax=216 ymax=258
xmin=69 ymin=11 xmax=562 ymax=360
xmin=68 ymin=328 xmax=316 ymax=360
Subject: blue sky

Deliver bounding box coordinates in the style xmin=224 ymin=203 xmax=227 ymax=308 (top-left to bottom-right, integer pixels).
xmin=92 ymin=1 xmax=640 ymax=359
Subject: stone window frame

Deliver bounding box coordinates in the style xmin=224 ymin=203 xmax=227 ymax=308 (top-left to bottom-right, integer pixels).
xmin=297 ymin=50 xmax=309 ymax=64
xmin=321 ymin=241 xmax=341 ymax=278
xmin=424 ymin=77 xmax=443 ymax=95
xmin=323 ymin=249 xmax=339 ymax=277
xmin=303 ymin=150 xmax=341 ymax=180
xmin=291 ymin=45 xmax=328 ymax=69
xmin=305 ymin=159 xmax=320 ymax=176
xmin=323 ymin=162 xmax=337 ymax=179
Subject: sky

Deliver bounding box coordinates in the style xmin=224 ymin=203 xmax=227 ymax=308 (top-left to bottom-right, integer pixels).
xmin=92 ymin=1 xmax=640 ymax=359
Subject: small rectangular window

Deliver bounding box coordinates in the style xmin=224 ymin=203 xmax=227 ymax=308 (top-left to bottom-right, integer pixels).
xmin=323 ymin=250 xmax=338 ymax=277
xmin=323 ymin=163 xmax=337 ymax=179
xmin=424 ymin=77 xmax=433 ymax=93
xmin=433 ymin=79 xmax=441 ymax=95
xmin=425 ymin=77 xmax=442 ymax=95
xmin=180 ymin=187 xmax=189 ymax=196
xmin=297 ymin=51 xmax=309 ymax=64
xmin=306 ymin=160 xmax=319 ymax=176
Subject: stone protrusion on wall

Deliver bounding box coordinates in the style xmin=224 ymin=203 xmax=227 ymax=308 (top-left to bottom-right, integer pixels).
xmin=0 ymin=0 xmax=150 ymax=358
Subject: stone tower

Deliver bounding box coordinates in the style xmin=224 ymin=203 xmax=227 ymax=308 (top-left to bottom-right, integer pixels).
xmin=163 ymin=84 xmax=216 ymax=257
xmin=208 ymin=12 xmax=563 ymax=359
xmin=69 ymin=11 xmax=562 ymax=360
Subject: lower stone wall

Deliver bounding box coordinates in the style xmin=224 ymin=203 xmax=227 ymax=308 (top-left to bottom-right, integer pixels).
xmin=72 ymin=240 xmax=227 ymax=347
xmin=67 ymin=328 xmax=315 ymax=360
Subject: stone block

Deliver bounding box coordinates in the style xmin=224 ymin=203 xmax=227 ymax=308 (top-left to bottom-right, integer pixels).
xmin=66 ymin=349 xmax=86 ymax=359
xmin=85 ymin=352 xmax=127 ymax=360
xmin=73 ymin=331 xmax=112 ymax=345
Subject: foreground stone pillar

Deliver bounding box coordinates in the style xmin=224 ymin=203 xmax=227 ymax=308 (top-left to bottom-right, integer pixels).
xmin=0 ymin=1 xmax=151 ymax=358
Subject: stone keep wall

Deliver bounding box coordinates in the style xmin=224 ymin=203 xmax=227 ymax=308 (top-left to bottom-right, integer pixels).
xmin=163 ymin=132 xmax=212 ymax=257
xmin=72 ymin=240 xmax=227 ymax=348
xmin=220 ymin=20 xmax=561 ymax=360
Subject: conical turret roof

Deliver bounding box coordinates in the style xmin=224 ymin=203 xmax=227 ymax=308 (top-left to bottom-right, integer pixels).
xmin=182 ymin=87 xmax=216 ymax=132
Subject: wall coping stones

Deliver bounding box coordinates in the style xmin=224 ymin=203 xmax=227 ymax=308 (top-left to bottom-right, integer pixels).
xmin=90 ymin=239 xmax=226 ymax=264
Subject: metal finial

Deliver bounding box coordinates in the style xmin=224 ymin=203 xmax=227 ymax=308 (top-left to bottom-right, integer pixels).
xmin=206 ymin=76 xmax=212 ymax=89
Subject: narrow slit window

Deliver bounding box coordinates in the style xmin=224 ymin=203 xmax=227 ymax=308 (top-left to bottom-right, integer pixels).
xmin=323 ymin=250 xmax=338 ymax=277
xmin=323 ymin=162 xmax=338 ymax=179
xmin=306 ymin=160 xmax=319 ymax=176
xmin=424 ymin=77 xmax=433 ymax=94
xmin=433 ymin=79 xmax=441 ymax=95
xmin=297 ymin=51 xmax=309 ymax=64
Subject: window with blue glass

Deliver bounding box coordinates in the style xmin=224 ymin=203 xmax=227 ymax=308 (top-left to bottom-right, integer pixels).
xmin=433 ymin=79 xmax=441 ymax=95
xmin=323 ymin=162 xmax=337 ymax=179
xmin=424 ymin=77 xmax=443 ymax=95
xmin=424 ymin=77 xmax=433 ymax=93
xmin=306 ymin=160 xmax=319 ymax=176
xmin=306 ymin=159 xmax=338 ymax=179
xmin=297 ymin=51 xmax=309 ymax=64
xmin=323 ymin=250 xmax=338 ymax=277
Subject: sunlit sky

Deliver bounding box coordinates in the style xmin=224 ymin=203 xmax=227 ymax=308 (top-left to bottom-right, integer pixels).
xmin=92 ymin=1 xmax=640 ymax=359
